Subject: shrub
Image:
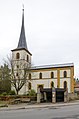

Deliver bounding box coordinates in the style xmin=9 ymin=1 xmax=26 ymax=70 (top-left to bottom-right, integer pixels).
xmin=1 ymin=92 xmax=7 ymax=96
xmin=0 ymin=80 xmax=11 ymax=94
xmin=27 ymin=89 xmax=36 ymax=96
xmin=8 ymin=90 xmax=16 ymax=95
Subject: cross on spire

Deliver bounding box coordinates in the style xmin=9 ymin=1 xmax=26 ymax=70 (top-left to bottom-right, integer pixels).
xmin=22 ymin=4 xmax=24 ymax=11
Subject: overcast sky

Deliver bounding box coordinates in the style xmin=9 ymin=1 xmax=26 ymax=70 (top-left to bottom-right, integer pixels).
xmin=0 ymin=0 xmax=79 ymax=78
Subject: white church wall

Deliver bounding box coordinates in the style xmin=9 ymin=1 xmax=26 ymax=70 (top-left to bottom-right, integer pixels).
xmin=31 ymin=70 xmax=57 ymax=79
xmin=18 ymin=82 xmax=29 ymax=95
xmin=12 ymin=50 xmax=31 ymax=64
xmin=31 ymin=78 xmax=58 ymax=93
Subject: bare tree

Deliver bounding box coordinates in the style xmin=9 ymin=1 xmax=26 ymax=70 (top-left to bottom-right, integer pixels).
xmin=4 ymin=55 xmax=31 ymax=95
xmin=12 ymin=65 xmax=31 ymax=94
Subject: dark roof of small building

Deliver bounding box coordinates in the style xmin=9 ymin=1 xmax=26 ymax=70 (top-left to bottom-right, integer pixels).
xmin=42 ymin=88 xmax=65 ymax=92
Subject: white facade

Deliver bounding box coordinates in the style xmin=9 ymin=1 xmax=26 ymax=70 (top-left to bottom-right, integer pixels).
xmin=29 ymin=67 xmax=73 ymax=93
xmin=17 ymin=65 xmax=74 ymax=94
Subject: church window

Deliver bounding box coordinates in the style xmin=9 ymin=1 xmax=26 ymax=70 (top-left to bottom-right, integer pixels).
xmin=63 ymin=71 xmax=67 ymax=78
xmin=16 ymin=53 xmax=20 ymax=59
xmin=27 ymin=55 xmax=29 ymax=62
xmin=28 ymin=82 xmax=31 ymax=90
xmin=38 ymin=84 xmax=43 ymax=91
xmin=29 ymin=73 xmax=31 ymax=79
xmin=16 ymin=72 xmax=18 ymax=77
xmin=51 ymin=72 xmax=54 ymax=78
xmin=39 ymin=73 xmax=42 ymax=79
xmin=64 ymin=81 xmax=67 ymax=89
xmin=51 ymin=81 xmax=54 ymax=88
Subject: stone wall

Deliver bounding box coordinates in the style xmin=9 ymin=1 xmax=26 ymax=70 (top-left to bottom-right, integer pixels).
xmin=68 ymin=93 xmax=78 ymax=101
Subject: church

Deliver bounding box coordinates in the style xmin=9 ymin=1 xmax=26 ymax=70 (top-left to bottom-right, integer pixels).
xmin=11 ymin=8 xmax=74 ymax=96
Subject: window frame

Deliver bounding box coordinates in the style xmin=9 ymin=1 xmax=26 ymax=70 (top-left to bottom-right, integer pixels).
xmin=28 ymin=82 xmax=31 ymax=90
xmin=16 ymin=53 xmax=20 ymax=59
xmin=27 ymin=55 xmax=29 ymax=62
xmin=50 ymin=81 xmax=54 ymax=88
xmin=64 ymin=81 xmax=67 ymax=89
xmin=63 ymin=71 xmax=67 ymax=78
xmin=51 ymin=72 xmax=54 ymax=78
xmin=29 ymin=73 xmax=31 ymax=79
xmin=39 ymin=72 xmax=42 ymax=79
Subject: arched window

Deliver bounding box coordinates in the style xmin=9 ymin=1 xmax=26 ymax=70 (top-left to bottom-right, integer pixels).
xmin=39 ymin=73 xmax=42 ymax=79
xmin=38 ymin=85 xmax=43 ymax=91
xmin=16 ymin=53 xmax=20 ymax=59
xmin=16 ymin=72 xmax=18 ymax=77
xmin=29 ymin=73 xmax=31 ymax=79
xmin=64 ymin=81 xmax=67 ymax=89
xmin=51 ymin=72 xmax=54 ymax=78
xmin=51 ymin=81 xmax=54 ymax=88
xmin=27 ymin=55 xmax=29 ymax=62
xmin=63 ymin=71 xmax=67 ymax=78
xmin=28 ymin=82 xmax=31 ymax=90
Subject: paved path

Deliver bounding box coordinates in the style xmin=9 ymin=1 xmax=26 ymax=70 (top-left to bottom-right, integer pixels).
xmin=0 ymin=100 xmax=79 ymax=111
xmin=1 ymin=103 xmax=79 ymax=119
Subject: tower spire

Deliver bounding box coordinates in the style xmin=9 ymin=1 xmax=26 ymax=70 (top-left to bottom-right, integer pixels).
xmin=17 ymin=6 xmax=28 ymax=50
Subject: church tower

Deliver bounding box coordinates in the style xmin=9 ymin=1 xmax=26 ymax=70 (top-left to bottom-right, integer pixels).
xmin=11 ymin=7 xmax=32 ymax=94
xmin=11 ymin=8 xmax=32 ymax=71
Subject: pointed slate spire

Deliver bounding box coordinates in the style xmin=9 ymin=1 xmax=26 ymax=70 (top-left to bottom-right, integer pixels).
xmin=12 ymin=7 xmax=32 ymax=56
xmin=17 ymin=6 xmax=28 ymax=50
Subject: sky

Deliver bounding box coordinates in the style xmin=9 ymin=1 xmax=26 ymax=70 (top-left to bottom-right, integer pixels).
xmin=0 ymin=0 xmax=79 ymax=78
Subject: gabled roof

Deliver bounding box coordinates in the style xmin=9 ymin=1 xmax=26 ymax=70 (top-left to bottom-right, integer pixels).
xmin=31 ymin=63 xmax=74 ymax=70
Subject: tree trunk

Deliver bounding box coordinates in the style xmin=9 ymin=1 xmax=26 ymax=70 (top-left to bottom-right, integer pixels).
xmin=16 ymin=90 xmax=19 ymax=95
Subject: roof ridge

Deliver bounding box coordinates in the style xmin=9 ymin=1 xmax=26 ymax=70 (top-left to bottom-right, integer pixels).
xmin=31 ymin=63 xmax=74 ymax=69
